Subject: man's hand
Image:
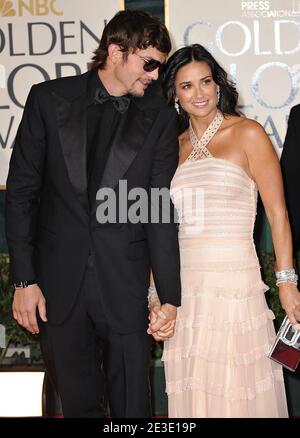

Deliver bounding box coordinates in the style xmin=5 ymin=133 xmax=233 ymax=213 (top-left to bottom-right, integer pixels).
xmin=147 ymin=303 xmax=177 ymax=341
xmin=12 ymin=284 xmax=47 ymax=334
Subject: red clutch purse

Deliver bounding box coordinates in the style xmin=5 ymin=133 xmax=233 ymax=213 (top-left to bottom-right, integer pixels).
xmin=268 ymin=316 xmax=300 ymax=372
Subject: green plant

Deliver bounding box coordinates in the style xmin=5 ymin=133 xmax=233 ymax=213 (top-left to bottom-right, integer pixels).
xmin=0 ymin=253 xmax=41 ymax=363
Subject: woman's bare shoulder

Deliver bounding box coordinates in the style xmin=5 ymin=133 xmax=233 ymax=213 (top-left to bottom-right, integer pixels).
xmin=224 ymin=116 xmax=267 ymax=146
xmin=234 ymin=117 xmax=275 ymax=160
xmin=235 ymin=117 xmax=265 ymax=136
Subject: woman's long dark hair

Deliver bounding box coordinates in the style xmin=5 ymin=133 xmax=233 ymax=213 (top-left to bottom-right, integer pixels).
xmin=162 ymin=44 xmax=240 ymax=133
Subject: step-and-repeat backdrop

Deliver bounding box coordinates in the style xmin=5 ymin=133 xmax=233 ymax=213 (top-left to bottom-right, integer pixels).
xmin=166 ymin=0 xmax=300 ymax=156
xmin=0 ymin=0 xmax=121 ymax=186
xmin=1 ymin=0 xmax=299 ymax=185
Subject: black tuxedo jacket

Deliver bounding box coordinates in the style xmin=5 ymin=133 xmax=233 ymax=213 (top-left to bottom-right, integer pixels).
xmin=281 ymin=104 xmax=300 ymax=252
xmin=5 ymin=70 xmax=181 ymax=333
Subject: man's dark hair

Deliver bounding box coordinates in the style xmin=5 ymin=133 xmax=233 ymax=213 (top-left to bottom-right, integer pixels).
xmin=91 ymin=10 xmax=171 ymax=70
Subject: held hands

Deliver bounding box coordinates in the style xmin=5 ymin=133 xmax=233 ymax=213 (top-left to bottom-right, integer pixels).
xmin=147 ymin=294 xmax=177 ymax=341
xmin=279 ymin=283 xmax=300 ymax=330
xmin=12 ymin=284 xmax=47 ymax=334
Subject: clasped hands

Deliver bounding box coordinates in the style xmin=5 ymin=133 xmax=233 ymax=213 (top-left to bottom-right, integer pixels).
xmin=147 ymin=296 xmax=177 ymax=341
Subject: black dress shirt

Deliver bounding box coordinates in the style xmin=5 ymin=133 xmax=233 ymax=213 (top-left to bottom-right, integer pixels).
xmin=86 ymin=69 xmax=121 ymax=209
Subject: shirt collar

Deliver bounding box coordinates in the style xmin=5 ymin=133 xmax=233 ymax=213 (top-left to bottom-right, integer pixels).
xmin=86 ymin=68 xmax=105 ymax=107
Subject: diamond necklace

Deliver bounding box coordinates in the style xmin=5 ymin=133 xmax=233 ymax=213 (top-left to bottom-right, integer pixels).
xmin=187 ymin=110 xmax=224 ymax=161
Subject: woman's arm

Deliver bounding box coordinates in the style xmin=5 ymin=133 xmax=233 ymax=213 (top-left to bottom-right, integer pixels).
xmin=243 ymin=120 xmax=300 ymax=326
xmin=281 ymin=106 xmax=300 ymax=252
xmin=148 ymin=271 xmax=161 ymax=307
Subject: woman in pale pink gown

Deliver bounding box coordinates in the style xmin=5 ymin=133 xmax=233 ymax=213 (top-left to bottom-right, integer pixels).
xmin=148 ymin=44 xmax=300 ymax=418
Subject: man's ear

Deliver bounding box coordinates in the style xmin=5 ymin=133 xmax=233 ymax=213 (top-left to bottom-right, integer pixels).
xmin=107 ymin=44 xmax=123 ymax=64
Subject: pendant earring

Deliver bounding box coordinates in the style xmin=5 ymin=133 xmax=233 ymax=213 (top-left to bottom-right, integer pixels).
xmin=216 ymin=86 xmax=220 ymax=105
xmin=174 ymin=97 xmax=180 ymax=113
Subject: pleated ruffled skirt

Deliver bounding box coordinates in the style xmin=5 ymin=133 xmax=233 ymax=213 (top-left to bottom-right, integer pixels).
xmin=162 ymin=239 xmax=288 ymax=418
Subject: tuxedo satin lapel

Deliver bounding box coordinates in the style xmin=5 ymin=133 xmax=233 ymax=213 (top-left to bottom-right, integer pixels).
xmin=99 ymin=104 xmax=153 ymax=191
xmin=54 ymin=92 xmax=89 ymax=212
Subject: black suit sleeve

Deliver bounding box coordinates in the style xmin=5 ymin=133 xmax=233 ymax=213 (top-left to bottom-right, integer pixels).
xmin=145 ymin=107 xmax=181 ymax=307
xmin=281 ymin=105 xmax=300 ymax=252
xmin=5 ymin=84 xmax=46 ymax=282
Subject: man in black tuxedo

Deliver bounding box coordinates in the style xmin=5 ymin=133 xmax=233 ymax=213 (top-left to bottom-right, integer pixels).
xmin=5 ymin=10 xmax=181 ymax=418
xmin=281 ymin=104 xmax=300 ymax=255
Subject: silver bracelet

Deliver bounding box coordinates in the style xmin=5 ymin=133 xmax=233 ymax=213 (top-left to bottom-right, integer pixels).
xmin=148 ymin=285 xmax=158 ymax=306
xmin=148 ymin=285 xmax=157 ymax=298
xmin=275 ymin=268 xmax=298 ymax=286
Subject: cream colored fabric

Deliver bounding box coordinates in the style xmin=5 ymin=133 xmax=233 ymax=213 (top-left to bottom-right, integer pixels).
xmin=162 ymin=158 xmax=288 ymax=418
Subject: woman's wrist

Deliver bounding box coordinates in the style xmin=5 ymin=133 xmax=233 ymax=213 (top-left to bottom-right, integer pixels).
xmin=275 ymin=268 xmax=298 ymax=286
xmin=148 ymin=285 xmax=160 ymax=308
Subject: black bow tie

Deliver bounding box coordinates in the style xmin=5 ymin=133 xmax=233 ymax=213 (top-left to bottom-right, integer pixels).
xmin=94 ymin=87 xmax=130 ymax=113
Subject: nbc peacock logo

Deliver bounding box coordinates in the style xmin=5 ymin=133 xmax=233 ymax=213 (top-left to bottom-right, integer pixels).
xmin=0 ymin=0 xmax=63 ymax=16
xmin=0 ymin=0 xmax=16 ymax=16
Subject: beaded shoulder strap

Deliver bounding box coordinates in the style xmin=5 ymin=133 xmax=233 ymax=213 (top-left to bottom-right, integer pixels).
xmin=187 ymin=110 xmax=224 ymax=161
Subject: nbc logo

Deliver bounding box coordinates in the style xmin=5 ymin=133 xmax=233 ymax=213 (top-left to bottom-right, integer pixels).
xmin=0 ymin=0 xmax=16 ymax=16
xmin=0 ymin=0 xmax=63 ymax=17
